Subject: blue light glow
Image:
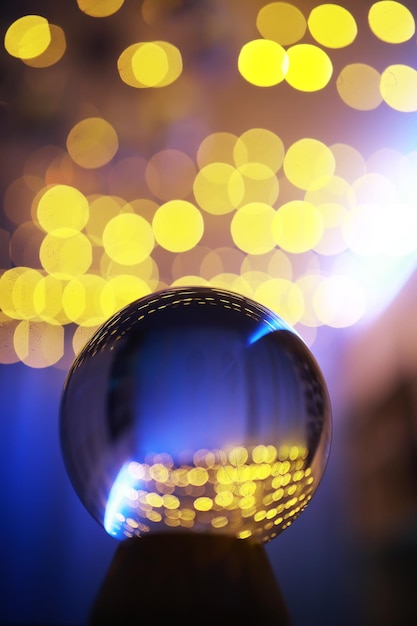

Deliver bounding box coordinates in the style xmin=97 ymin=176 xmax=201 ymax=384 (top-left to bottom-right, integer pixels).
xmin=247 ymin=318 xmax=295 ymax=346
xmin=104 ymin=462 xmax=135 ymax=537
xmin=339 ymin=251 xmax=417 ymax=326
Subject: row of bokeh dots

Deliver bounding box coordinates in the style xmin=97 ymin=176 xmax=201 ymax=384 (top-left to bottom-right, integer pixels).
xmin=4 ymin=2 xmax=417 ymax=111
xmin=104 ymin=444 xmax=313 ymax=543
xmin=2 ymin=122 xmax=417 ymax=368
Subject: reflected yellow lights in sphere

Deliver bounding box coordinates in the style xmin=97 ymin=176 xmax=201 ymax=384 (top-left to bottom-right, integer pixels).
xmin=104 ymin=445 xmax=317 ymax=541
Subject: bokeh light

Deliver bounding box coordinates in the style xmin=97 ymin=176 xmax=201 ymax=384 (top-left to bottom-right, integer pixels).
xmin=285 ymin=44 xmax=333 ymax=92
xmin=36 ymin=184 xmax=89 ymax=236
xmin=336 ymin=64 xmax=382 ymax=111
xmin=256 ymin=2 xmax=307 ymax=46
xmin=22 ymin=24 xmax=66 ymax=68
xmin=66 ymin=118 xmax=119 ymax=169
xmin=76 ymin=0 xmax=125 ymax=18
xmin=4 ymin=15 xmax=51 ymax=59
xmin=308 ymin=4 xmax=357 ymax=48
xmin=283 ymin=138 xmax=336 ymax=190
xmin=2 ymin=0 xmax=417 ymax=370
xmin=272 ymin=201 xmax=324 ymax=253
xmin=118 ymin=41 xmax=182 ymax=88
xmin=39 ymin=232 xmax=92 ymax=279
xmin=368 ymin=1 xmax=415 ymax=43
xmin=231 ymin=202 xmax=277 ymax=255
xmin=193 ymin=163 xmax=244 ymax=215
xmin=380 ymin=64 xmax=417 ymax=112
xmin=238 ymin=39 xmax=289 ymax=87
xmin=102 ymin=214 xmax=154 ymax=266
xmin=152 ymin=200 xmax=204 ymax=252
xmin=234 ymin=128 xmax=285 ymax=173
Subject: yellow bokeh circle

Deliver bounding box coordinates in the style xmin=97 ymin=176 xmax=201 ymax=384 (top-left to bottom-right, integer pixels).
xmin=368 ymin=1 xmax=415 ymax=44
xmin=39 ymin=233 xmax=92 ymax=279
xmin=66 ymin=117 xmax=119 ymax=169
xmin=234 ymin=128 xmax=285 ymax=173
xmin=193 ymin=163 xmax=244 ymax=215
xmin=0 ymin=268 xmax=33 ymax=320
xmin=256 ymin=2 xmax=307 ymax=46
xmin=152 ymin=200 xmax=204 ymax=252
xmin=283 ymin=138 xmax=336 ymax=190
xmin=4 ymin=15 xmax=51 ymax=60
xmin=118 ymin=41 xmax=182 ymax=88
xmin=308 ymin=4 xmax=358 ymax=48
xmin=14 ymin=321 xmax=64 ymax=368
xmin=197 ymin=132 xmax=239 ymax=168
xmin=76 ymin=0 xmax=125 ymax=17
xmin=285 ymin=44 xmax=333 ymax=92
xmin=380 ymin=65 xmax=417 ymax=112
xmin=231 ymin=202 xmax=277 ymax=255
xmin=238 ymin=39 xmax=289 ymax=87
xmin=102 ymin=213 xmax=154 ymax=266
xmin=23 ymin=24 xmax=66 ymax=68
xmin=36 ymin=184 xmax=89 ymax=237
xmin=336 ymin=64 xmax=382 ymax=111
xmin=15 ymin=269 xmax=50 ymax=322
xmin=272 ymin=200 xmax=324 ymax=253
xmin=62 ymin=275 xmax=108 ymax=327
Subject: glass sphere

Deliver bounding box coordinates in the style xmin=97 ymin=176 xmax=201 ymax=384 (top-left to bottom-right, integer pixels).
xmin=60 ymin=286 xmax=331 ymax=543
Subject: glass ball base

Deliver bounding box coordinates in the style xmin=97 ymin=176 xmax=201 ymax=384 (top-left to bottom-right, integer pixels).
xmin=89 ymin=533 xmax=291 ymax=625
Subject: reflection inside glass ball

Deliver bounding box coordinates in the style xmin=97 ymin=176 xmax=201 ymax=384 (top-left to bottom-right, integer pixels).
xmin=60 ymin=286 xmax=331 ymax=543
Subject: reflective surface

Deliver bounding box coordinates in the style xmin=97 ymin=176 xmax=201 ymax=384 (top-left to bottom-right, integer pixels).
xmin=60 ymin=286 xmax=332 ymax=542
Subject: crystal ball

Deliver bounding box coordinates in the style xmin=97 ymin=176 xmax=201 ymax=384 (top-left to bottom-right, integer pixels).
xmin=60 ymin=286 xmax=332 ymax=544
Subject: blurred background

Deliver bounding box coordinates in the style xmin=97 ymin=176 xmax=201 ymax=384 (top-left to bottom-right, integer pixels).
xmin=1 ymin=1 xmax=417 ymax=624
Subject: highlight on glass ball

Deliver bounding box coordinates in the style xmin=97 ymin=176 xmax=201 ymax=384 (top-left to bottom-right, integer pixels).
xmin=60 ymin=286 xmax=332 ymax=544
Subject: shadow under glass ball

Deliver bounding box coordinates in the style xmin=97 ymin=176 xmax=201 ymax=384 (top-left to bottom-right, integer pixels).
xmin=60 ymin=286 xmax=332 ymax=544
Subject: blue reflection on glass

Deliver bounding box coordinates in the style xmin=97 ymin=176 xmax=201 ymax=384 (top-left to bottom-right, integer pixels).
xmin=104 ymin=462 xmax=134 ymax=537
